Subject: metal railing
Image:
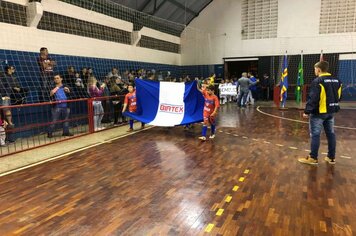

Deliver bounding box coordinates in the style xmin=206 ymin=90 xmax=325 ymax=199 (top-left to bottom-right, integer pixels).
xmin=0 ymin=95 xmax=126 ymax=157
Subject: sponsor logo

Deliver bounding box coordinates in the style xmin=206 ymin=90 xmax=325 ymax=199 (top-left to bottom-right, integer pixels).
xmin=159 ymin=103 xmax=184 ymax=114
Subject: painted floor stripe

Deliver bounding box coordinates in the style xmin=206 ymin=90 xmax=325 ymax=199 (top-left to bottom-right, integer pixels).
xmin=321 ymin=152 xmax=328 ymax=155
xmin=264 ymin=141 xmax=271 ymax=144
xmin=305 ymin=149 xmax=310 ymax=152
xmin=276 ymin=144 xmax=284 ymax=147
xmin=289 ymin=147 xmax=298 ymax=150
xmin=244 ymin=169 xmax=250 ymax=174
xmin=242 ymin=136 xmax=248 ymax=139
xmin=232 ymin=185 xmax=239 ymax=191
xmin=225 ymin=195 xmax=232 ymax=203
xmin=341 ymin=155 xmax=352 ymax=159
xmin=226 ymin=132 xmax=231 ymax=135
xmin=233 ymin=134 xmax=239 ymax=137
xmin=216 ymin=209 xmax=224 ymax=216
xmin=256 ymin=106 xmax=356 ymax=130
xmin=205 ymin=223 xmax=214 ymax=233
xmin=252 ymin=138 xmax=258 ymax=141
xmin=239 ymin=177 xmax=245 ymax=182
xmin=219 ymin=130 xmax=223 ymax=133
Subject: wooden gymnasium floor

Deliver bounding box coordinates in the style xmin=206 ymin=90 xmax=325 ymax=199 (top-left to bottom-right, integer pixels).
xmin=0 ymin=103 xmax=355 ymax=235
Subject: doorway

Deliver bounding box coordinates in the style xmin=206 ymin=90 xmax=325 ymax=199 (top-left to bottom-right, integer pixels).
xmin=224 ymin=59 xmax=258 ymax=79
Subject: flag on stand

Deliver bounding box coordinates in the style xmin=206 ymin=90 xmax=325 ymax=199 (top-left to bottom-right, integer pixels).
xmin=280 ymin=54 xmax=288 ymax=106
xmin=295 ymin=53 xmax=304 ymax=105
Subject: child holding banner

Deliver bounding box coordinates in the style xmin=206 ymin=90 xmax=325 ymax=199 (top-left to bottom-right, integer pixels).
xmin=122 ymin=84 xmax=145 ymax=132
xmin=197 ymin=84 xmax=220 ymax=141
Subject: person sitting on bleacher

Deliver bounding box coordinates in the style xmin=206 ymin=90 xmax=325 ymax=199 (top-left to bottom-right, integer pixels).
xmin=4 ymin=65 xmax=28 ymax=105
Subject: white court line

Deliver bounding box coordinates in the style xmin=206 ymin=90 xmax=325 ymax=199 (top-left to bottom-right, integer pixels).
xmin=233 ymin=134 xmax=239 ymax=137
xmin=252 ymin=138 xmax=259 ymax=141
xmin=289 ymin=147 xmax=298 ymax=150
xmin=219 ymin=130 xmax=224 ymax=133
xmin=242 ymin=136 xmax=248 ymax=139
xmin=0 ymin=127 xmax=154 ymax=177
xmin=226 ymin=132 xmax=231 ymax=135
xmin=263 ymin=141 xmax=271 ymax=144
xmin=256 ymin=106 xmax=356 ymax=130
xmin=276 ymin=144 xmax=284 ymax=147
xmin=341 ymin=155 xmax=352 ymax=159
xmin=305 ymin=149 xmax=310 ymax=152
xmin=321 ymin=152 xmax=328 ymax=155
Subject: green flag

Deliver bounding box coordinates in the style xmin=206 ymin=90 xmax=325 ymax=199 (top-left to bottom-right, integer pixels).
xmin=295 ymin=56 xmax=304 ymax=104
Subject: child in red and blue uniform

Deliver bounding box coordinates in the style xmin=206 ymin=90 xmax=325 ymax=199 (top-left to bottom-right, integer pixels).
xmin=122 ymin=84 xmax=145 ymax=131
xmin=197 ymin=84 xmax=220 ymax=141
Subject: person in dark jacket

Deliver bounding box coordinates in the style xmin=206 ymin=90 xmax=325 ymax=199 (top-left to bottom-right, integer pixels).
xmin=298 ymin=61 xmax=342 ymax=165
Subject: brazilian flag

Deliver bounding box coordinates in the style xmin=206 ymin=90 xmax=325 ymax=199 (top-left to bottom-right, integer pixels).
xmin=295 ymin=56 xmax=304 ymax=104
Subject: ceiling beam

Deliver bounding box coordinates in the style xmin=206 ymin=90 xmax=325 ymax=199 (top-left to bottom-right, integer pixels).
xmin=166 ymin=0 xmax=198 ymax=16
xmin=138 ymin=0 xmax=152 ymax=12
xmin=152 ymin=0 xmax=168 ymax=15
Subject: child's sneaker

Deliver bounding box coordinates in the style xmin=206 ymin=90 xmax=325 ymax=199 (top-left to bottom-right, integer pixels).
xmin=298 ymin=156 xmax=318 ymax=165
xmin=198 ymin=136 xmax=206 ymax=141
xmin=209 ymin=134 xmax=215 ymax=139
xmin=324 ymin=157 xmax=336 ymax=164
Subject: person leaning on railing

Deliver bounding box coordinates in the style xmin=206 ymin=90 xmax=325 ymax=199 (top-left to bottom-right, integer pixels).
xmin=47 ymin=74 xmax=73 ymax=138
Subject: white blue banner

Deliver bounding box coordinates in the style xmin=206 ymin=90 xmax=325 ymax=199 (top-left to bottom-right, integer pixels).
xmin=219 ymin=84 xmax=237 ymax=96
xmin=124 ymin=80 xmax=204 ymax=126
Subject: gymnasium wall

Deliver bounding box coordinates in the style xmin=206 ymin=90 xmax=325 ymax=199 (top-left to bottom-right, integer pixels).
xmin=181 ymin=0 xmax=356 ymax=65
xmin=0 ymin=0 xmax=181 ymax=66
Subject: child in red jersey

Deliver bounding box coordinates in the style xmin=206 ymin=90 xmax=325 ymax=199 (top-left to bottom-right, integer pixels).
xmin=197 ymin=84 xmax=220 ymax=141
xmin=122 ymin=84 xmax=145 ymax=131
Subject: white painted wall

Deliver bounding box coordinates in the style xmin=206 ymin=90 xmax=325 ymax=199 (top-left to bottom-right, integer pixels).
xmin=181 ymin=0 xmax=356 ymax=65
xmin=0 ymin=0 xmax=181 ymax=65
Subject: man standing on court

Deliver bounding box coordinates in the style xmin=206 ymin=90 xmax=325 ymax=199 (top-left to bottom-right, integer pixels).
xmin=298 ymin=61 xmax=342 ymax=165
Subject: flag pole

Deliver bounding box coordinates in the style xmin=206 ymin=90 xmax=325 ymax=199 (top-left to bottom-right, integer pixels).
xmin=298 ymin=50 xmax=304 ymax=110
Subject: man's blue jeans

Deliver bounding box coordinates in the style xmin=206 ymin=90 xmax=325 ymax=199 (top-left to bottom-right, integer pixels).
xmin=48 ymin=107 xmax=70 ymax=134
xmin=309 ymin=113 xmax=336 ymax=159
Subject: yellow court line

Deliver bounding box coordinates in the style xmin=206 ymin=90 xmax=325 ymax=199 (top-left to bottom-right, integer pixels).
xmin=216 ymin=208 xmax=224 ymax=216
xmin=239 ymin=177 xmax=245 ymax=182
xmin=205 ymin=223 xmax=214 ymax=233
xmin=244 ymin=169 xmax=250 ymax=174
xmin=232 ymin=185 xmax=239 ymax=191
xmin=225 ymin=195 xmax=232 ymax=203
xmin=256 ymin=106 xmax=356 ymax=130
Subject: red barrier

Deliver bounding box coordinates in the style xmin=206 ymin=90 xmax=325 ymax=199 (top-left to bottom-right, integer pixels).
xmin=0 ymin=95 xmax=126 ymax=157
xmin=273 ymin=85 xmax=280 ymax=107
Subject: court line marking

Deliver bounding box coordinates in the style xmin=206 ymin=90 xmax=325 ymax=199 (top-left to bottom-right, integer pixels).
xmin=256 ymin=106 xmax=356 ymax=130
xmin=220 ymin=131 xmax=352 ymax=159
xmin=0 ymin=126 xmax=154 ymax=177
